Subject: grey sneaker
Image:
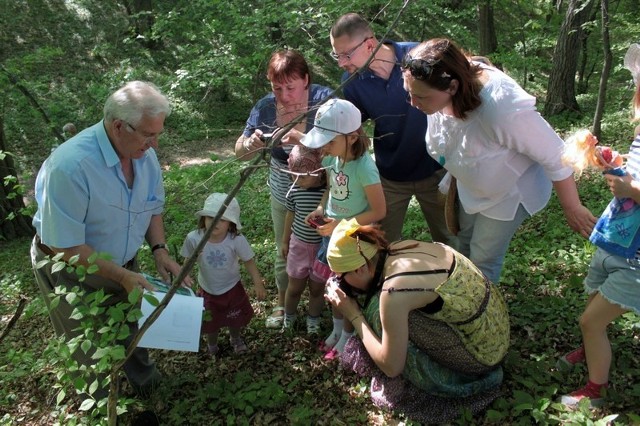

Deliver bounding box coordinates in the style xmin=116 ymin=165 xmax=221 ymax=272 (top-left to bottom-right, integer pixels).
xmin=283 ymin=315 xmax=296 ymax=330
xmin=306 ymin=317 xmax=321 ymax=335
xmin=231 ymin=338 xmax=248 ymax=354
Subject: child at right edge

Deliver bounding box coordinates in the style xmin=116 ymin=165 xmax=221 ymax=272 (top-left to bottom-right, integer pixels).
xmin=556 ymin=43 xmax=640 ymax=408
xmin=300 ymin=99 xmax=386 ymax=360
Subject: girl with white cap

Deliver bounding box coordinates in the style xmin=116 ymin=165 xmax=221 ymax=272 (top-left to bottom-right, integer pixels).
xmin=301 ymin=98 xmax=386 ymax=359
xmin=180 ymin=193 xmax=267 ymax=355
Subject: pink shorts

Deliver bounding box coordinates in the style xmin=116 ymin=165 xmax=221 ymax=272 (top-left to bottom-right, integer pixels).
xmin=200 ymin=282 xmax=253 ymax=334
xmin=286 ymin=234 xmax=324 ymax=282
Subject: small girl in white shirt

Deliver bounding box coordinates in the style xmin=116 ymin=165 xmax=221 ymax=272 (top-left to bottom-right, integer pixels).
xmin=181 ymin=193 xmax=266 ymax=355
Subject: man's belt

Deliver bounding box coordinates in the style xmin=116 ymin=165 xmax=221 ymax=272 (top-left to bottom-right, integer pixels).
xmin=36 ymin=235 xmax=136 ymax=269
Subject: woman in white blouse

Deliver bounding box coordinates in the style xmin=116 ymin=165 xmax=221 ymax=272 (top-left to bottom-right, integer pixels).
xmin=401 ymin=38 xmax=596 ymax=283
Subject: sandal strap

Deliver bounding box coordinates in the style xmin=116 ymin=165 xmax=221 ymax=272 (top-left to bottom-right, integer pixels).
xmin=232 ymin=338 xmax=248 ymax=353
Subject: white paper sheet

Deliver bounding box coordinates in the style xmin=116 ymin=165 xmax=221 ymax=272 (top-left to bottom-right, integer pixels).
xmin=137 ymin=290 xmax=204 ymax=352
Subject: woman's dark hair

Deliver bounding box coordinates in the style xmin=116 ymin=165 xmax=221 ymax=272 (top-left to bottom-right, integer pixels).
xmin=267 ymin=49 xmax=311 ymax=88
xmin=406 ymin=38 xmax=483 ymax=119
xmin=198 ymin=217 xmax=238 ymax=238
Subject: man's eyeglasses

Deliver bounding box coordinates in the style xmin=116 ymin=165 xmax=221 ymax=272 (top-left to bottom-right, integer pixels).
xmin=125 ymin=121 xmax=162 ymax=143
xmin=330 ymin=37 xmax=372 ymax=61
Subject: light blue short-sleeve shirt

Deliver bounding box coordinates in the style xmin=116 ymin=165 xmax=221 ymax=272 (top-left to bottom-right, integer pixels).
xmin=32 ymin=121 xmax=164 ymax=265
xmin=323 ymin=152 xmax=381 ymax=220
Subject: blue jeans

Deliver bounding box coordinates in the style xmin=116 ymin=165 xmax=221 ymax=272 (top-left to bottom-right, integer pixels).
xmin=457 ymin=204 xmax=529 ymax=284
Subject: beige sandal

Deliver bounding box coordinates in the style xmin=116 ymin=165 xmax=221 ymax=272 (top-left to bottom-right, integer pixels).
xmin=265 ymin=306 xmax=284 ymax=328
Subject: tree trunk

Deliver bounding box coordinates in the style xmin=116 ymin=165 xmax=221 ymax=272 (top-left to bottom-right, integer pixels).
xmin=477 ymin=1 xmax=498 ymax=56
xmin=592 ymin=0 xmax=611 ymax=138
xmin=544 ymin=0 xmax=597 ymax=116
xmin=0 ymin=115 xmax=35 ymax=240
xmin=577 ymin=5 xmax=599 ymax=93
xmin=125 ymin=0 xmax=157 ymax=49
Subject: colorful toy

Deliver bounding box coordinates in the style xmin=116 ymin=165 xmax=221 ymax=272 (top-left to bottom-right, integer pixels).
xmin=561 ymin=129 xmax=625 ymax=177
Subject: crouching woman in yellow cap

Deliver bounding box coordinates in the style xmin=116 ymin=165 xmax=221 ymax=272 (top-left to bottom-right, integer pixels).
xmin=324 ymin=218 xmax=510 ymax=423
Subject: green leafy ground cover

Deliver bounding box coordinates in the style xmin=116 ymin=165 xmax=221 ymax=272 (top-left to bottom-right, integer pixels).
xmin=1 ymin=143 xmax=639 ymax=425
xmin=2 ymin=2 xmax=640 ymax=424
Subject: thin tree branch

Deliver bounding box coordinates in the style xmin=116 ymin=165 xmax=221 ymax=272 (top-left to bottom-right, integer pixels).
xmin=0 ymin=297 xmax=27 ymax=343
xmin=0 ymin=65 xmax=65 ymax=144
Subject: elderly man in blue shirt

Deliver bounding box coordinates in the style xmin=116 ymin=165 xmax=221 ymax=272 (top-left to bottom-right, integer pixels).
xmin=30 ymin=81 xmax=190 ymax=398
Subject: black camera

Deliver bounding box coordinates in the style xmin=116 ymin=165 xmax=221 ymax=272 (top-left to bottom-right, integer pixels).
xmin=326 ymin=275 xmax=361 ymax=299
xmin=259 ymin=132 xmax=273 ymax=142
xmin=325 ymin=275 xmax=340 ymax=295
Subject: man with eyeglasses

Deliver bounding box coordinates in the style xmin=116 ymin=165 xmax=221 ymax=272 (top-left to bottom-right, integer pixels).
xmin=30 ymin=81 xmax=190 ymax=399
xmin=329 ymin=13 xmax=455 ymax=247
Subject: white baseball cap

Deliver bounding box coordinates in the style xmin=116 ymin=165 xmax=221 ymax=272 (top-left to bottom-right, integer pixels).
xmin=301 ymin=99 xmax=361 ymax=149
xmin=624 ymin=43 xmax=640 ymax=85
xmin=196 ymin=193 xmax=242 ymax=230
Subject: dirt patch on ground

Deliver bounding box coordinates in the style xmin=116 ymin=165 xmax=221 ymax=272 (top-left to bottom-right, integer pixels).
xmin=156 ymin=137 xmax=237 ymax=168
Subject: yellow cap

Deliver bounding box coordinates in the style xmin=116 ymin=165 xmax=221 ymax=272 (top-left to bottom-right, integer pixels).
xmin=327 ymin=218 xmax=378 ymax=273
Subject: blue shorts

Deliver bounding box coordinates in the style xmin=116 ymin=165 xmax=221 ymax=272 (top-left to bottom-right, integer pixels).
xmin=312 ymin=235 xmax=332 ymax=283
xmin=286 ymin=234 xmax=323 ymax=282
xmin=584 ymin=247 xmax=640 ymax=314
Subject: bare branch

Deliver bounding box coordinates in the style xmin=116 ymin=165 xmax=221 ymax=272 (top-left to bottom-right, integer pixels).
xmin=0 ymin=296 xmax=27 ymax=343
xmin=0 ymin=65 xmax=65 ymax=144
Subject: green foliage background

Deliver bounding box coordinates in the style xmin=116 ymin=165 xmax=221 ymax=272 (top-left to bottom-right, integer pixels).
xmin=1 ymin=0 xmax=640 ymax=424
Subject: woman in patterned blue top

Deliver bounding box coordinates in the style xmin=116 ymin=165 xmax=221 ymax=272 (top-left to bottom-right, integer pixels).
xmin=234 ymin=50 xmax=333 ymax=328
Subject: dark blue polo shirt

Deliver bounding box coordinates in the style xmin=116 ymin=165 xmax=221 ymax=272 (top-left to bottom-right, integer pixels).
xmin=342 ymin=40 xmax=442 ymax=182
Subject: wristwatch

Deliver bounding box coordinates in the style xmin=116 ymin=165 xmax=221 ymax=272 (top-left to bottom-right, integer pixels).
xmin=151 ymin=243 xmax=168 ymax=253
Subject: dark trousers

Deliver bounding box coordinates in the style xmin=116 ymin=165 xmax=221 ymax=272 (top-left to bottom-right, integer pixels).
xmin=30 ymin=237 xmax=161 ymax=398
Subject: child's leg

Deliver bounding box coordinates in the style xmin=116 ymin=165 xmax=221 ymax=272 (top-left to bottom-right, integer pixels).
xmin=333 ymin=319 xmax=354 ymax=354
xmin=557 ymin=293 xmax=598 ymax=370
xmin=284 ymin=276 xmax=307 ymax=325
xmin=307 ymin=278 xmax=326 ymax=318
xmin=306 ymin=278 xmax=325 ymax=334
xmin=229 ymin=327 xmax=248 ymax=354
xmin=207 ymin=331 xmax=220 ymax=353
xmin=323 ymin=305 xmax=344 ymax=349
xmin=579 ymin=292 xmax=627 ymax=384
xmin=229 ymin=327 xmax=242 ymax=340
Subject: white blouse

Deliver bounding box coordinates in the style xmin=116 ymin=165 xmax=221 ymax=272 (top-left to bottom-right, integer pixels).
xmin=426 ymin=65 xmax=574 ymax=221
